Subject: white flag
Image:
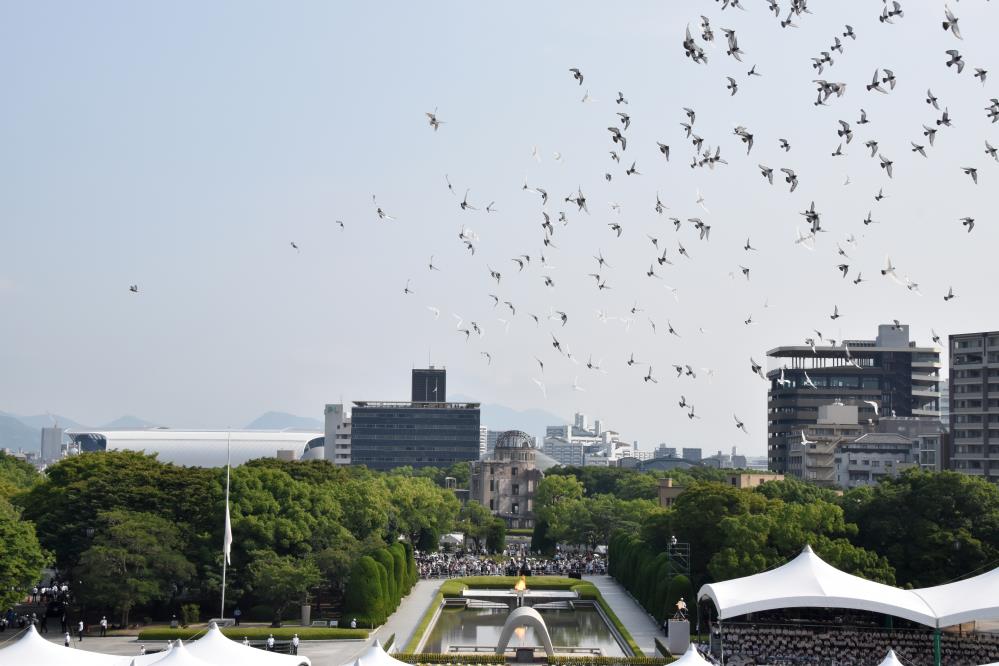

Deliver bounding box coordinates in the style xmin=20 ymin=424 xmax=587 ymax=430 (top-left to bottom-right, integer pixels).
xmin=223 ymin=500 xmax=233 ymax=566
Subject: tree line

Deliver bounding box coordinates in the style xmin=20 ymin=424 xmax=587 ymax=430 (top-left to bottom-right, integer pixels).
xmin=0 ymin=451 xmax=463 ymax=626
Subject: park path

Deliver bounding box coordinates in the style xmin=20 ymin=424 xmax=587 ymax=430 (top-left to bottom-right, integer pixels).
xmin=584 ymin=574 xmax=663 ymax=657
xmin=371 ymin=578 xmax=440 ymax=653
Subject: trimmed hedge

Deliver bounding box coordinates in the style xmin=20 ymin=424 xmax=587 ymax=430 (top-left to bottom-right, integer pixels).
xmin=394 ymin=654 xmax=506 ymax=664
xmin=550 ymin=658 xmax=673 ymax=666
xmin=137 ymin=626 xmax=368 ymax=640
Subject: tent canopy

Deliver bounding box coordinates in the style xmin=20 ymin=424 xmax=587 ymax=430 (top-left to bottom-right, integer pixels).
xmin=698 ymin=545 xmax=938 ymax=626
xmin=878 ymin=649 xmax=906 ymax=666
xmin=185 ymin=624 xmax=311 ymax=666
xmin=698 ymin=545 xmax=999 ymax=629
xmin=353 ymin=640 xmax=411 ymax=666
xmin=0 ymin=624 xmax=132 ymax=666
xmin=670 ymin=644 xmax=713 ymax=666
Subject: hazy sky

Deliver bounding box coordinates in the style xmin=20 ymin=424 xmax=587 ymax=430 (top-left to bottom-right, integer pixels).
xmin=2 ymin=2 xmax=997 ymax=455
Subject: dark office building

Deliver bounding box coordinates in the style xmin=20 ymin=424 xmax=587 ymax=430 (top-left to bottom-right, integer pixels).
xmin=350 ymin=400 xmax=481 ymax=470
xmin=949 ymin=331 xmax=999 ymax=482
xmin=767 ymin=324 xmax=941 ymax=474
xmin=411 ymin=366 xmax=447 ymax=402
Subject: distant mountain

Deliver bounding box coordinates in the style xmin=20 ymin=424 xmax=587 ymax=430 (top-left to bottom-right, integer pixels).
xmin=16 ymin=413 xmax=85 ymax=430
xmin=0 ymin=412 xmax=41 ymax=452
xmin=450 ymin=396 xmax=566 ymax=442
xmin=245 ymin=411 xmax=324 ymax=430
xmin=101 ymin=414 xmax=159 ymax=429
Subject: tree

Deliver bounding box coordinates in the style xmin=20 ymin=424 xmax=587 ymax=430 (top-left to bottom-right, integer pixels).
xmin=0 ymin=497 xmax=48 ymax=608
xmin=615 ymin=473 xmax=659 ymax=501
xmin=76 ymin=510 xmax=195 ymax=626
xmin=457 ymin=501 xmax=493 ymax=551
xmin=485 ymin=518 xmax=506 ymax=553
xmin=386 ymin=476 xmax=460 ymax=545
xmin=246 ymin=551 xmax=321 ymax=625
xmin=0 ymin=452 xmax=38 ymax=501
xmin=841 ymin=470 xmax=999 ymax=586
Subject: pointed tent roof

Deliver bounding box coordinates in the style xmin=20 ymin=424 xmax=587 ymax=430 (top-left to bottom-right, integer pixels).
xmin=184 ymin=623 xmax=311 ymax=666
xmin=143 ymin=641 xmax=215 ymax=666
xmin=697 ymin=545 xmax=938 ymax=626
xmin=0 ymin=624 xmax=132 ymax=666
xmin=877 ymin=649 xmax=906 ymax=666
xmin=911 ymin=565 xmax=999 ymax=628
xmin=132 ymin=641 xmax=173 ymax=666
xmin=353 ymin=640 xmax=411 ymax=666
xmin=670 ymin=644 xmax=713 ymax=666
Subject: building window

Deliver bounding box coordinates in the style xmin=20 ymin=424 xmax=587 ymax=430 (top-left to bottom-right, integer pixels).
xmin=512 ymin=468 xmax=518 ymax=476
xmin=489 ymin=499 xmax=494 ymax=510
xmin=512 ymin=503 xmax=519 ymax=515
xmin=512 ymin=483 xmax=520 ymax=495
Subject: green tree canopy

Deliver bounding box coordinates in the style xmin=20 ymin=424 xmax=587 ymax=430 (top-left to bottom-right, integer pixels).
xmin=0 ymin=452 xmax=39 ymax=500
xmin=76 ymin=509 xmax=195 ymax=626
xmin=0 ymin=497 xmax=48 ymax=608
xmin=246 ymin=550 xmax=321 ymax=623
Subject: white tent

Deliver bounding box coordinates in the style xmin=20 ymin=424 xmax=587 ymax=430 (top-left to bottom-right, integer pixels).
xmin=143 ymin=641 xmax=216 ymax=666
xmin=912 ymin=566 xmax=999 ymax=628
xmin=353 ymin=640 xmax=411 ymax=666
xmin=184 ymin=624 xmax=311 ymax=666
xmin=669 ymin=643 xmax=713 ymax=666
xmin=697 ymin=545 xmax=938 ymax=626
xmin=0 ymin=625 xmax=131 ymax=666
xmin=877 ymin=649 xmax=907 ymax=666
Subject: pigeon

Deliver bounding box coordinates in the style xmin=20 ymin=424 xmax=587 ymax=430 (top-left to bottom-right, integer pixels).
xmin=616 ymin=91 xmax=628 ymax=104
xmin=426 ymin=108 xmax=443 ymax=131
xmin=961 ymin=166 xmax=978 ymax=184
xmin=569 ymin=68 xmax=584 ymax=85
xmin=726 ymin=77 xmax=739 ymax=96
xmin=986 ymin=141 xmax=998 ymax=162
xmin=911 ymin=142 xmax=927 ymax=157
xmin=617 ymin=112 xmax=631 ymax=130
xmin=878 ymin=154 xmax=894 ymax=178
xmin=942 ymin=6 xmax=962 ymax=40
xmin=867 ymin=70 xmax=887 ymax=93
xmin=128 ymin=284 xmax=139 ymax=293
xmin=830 ymin=305 xmax=841 ymax=320
xmin=734 ymin=415 xmax=749 ymax=434
xmin=780 ymin=168 xmax=799 ymax=192
xmin=946 ymin=49 xmax=965 ymax=74
xmin=960 ymin=217 xmax=975 ymax=233
xmin=944 ymin=286 xmax=956 ymax=301
xmin=927 ymin=89 xmax=940 ymax=109
xmin=975 ymin=69 xmax=988 ymax=85
xmin=759 ymin=164 xmax=774 ymax=184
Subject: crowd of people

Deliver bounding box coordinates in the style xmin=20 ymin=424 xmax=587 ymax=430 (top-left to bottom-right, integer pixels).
xmin=415 ymin=545 xmax=607 ymax=579
xmin=719 ymin=623 xmax=999 ymax=666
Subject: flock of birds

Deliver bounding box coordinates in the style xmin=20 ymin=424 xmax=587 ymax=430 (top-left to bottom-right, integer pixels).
xmin=134 ymin=1 xmax=996 ymax=444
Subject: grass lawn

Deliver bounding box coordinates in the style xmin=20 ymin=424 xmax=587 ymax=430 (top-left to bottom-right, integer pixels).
xmin=137 ymin=625 xmax=369 ymax=641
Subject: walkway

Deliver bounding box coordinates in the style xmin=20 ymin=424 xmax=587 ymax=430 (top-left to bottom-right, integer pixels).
xmin=585 ymin=574 xmax=663 ymax=657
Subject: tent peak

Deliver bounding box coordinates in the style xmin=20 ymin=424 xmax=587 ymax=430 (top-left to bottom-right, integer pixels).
xmin=801 ymin=544 xmax=814 ymax=554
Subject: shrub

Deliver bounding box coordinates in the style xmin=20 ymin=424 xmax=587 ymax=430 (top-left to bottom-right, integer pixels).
xmin=138 ymin=626 xmax=367 ymax=641
xmin=373 ymin=548 xmax=398 ymax=608
xmin=180 ymin=604 xmax=200 ymax=628
xmin=344 ymin=556 xmax=386 ymax=624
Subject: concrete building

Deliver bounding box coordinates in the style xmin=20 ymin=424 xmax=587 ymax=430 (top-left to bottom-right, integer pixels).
xmin=469 ymin=430 xmax=543 ymax=529
xmin=682 ymin=448 xmax=703 ymax=462
xmin=40 ymin=426 xmax=64 ymax=463
xmin=655 ymin=445 xmax=678 ymax=459
xmin=543 ymin=437 xmax=584 ymax=466
xmin=479 ymin=425 xmax=488 ymax=459
xmin=949 ymin=331 xmax=999 ymax=481
xmin=350 ymin=400 xmax=481 ymax=470
xmin=543 ymin=412 xmax=628 ymax=466
xmin=876 ymin=415 xmax=948 ymax=472
xmin=411 ymin=366 xmax=446 ymax=402
xmin=790 ymin=403 xmax=866 ymax=485
xmin=658 ymin=472 xmax=783 ymax=507
xmin=767 ymin=323 xmax=942 ymax=473
xmin=324 ymin=403 xmax=352 ymax=465
xmin=833 ymin=433 xmax=919 ymax=488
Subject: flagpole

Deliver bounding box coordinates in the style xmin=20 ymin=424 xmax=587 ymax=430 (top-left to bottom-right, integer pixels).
xmin=221 ymin=432 xmax=231 ymax=619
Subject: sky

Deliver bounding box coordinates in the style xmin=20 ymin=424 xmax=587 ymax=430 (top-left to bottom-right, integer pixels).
xmin=2 ymin=1 xmax=998 ymax=456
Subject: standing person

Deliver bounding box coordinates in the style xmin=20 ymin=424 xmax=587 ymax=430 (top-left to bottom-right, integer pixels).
xmin=64 ymin=631 xmax=71 ymax=647
xmin=233 ymin=607 xmax=241 ymax=626
xmin=60 ymin=612 xmax=67 ymax=634
xmin=350 ymin=617 xmax=357 ymax=629
xmin=291 ymin=633 xmax=299 ymax=655
xmin=77 ymin=619 xmax=84 ymax=641
xmin=266 ymin=634 xmax=275 ymax=651
xmin=139 ymin=645 xmax=146 ymax=655
xmin=242 ymin=636 xmax=249 ymax=646
xmin=39 ymin=612 xmax=48 ymax=634
xmin=99 ymin=616 xmax=108 ymax=637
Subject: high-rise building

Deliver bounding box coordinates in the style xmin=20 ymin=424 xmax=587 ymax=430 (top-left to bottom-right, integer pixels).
xmin=40 ymin=426 xmax=64 ymax=463
xmin=411 ymin=366 xmax=446 ymax=402
xmin=350 ymin=401 xmax=480 ymax=470
xmin=324 ymin=404 xmax=352 ymax=465
xmin=479 ymin=425 xmax=488 ymax=459
xmin=767 ymin=323 xmax=941 ymax=473
xmin=948 ymin=331 xmax=999 ymax=481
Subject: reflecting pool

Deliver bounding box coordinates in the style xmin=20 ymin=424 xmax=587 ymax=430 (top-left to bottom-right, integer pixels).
xmin=422 ymin=605 xmax=626 ymax=657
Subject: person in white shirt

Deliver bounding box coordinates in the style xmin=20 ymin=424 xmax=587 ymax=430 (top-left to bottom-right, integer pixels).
xmin=266 ymin=634 xmax=275 ymax=651
xmin=99 ymin=616 xmax=108 ymax=637
xmin=242 ymin=636 xmax=250 ymax=646
xmin=139 ymin=645 xmax=146 ymax=656
xmin=77 ymin=620 xmax=84 ymax=641
xmin=292 ymin=633 xmax=300 ymax=655
xmin=64 ymin=632 xmax=71 ymax=647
